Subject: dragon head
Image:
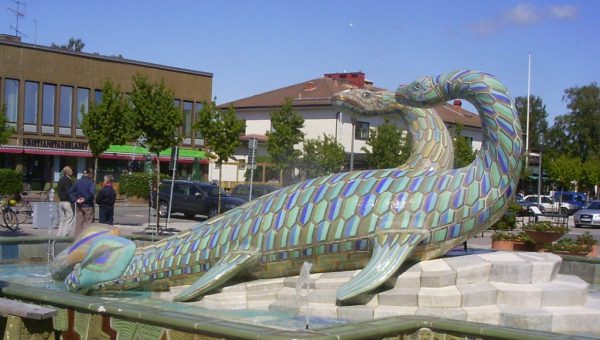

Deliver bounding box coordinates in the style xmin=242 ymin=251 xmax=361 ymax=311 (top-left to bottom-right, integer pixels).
xmin=332 ymin=89 xmax=401 ymax=115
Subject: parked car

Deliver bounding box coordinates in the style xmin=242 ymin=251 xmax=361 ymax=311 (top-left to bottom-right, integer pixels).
xmin=552 ymin=191 xmax=587 ymax=215
xmin=523 ymin=195 xmax=570 ymax=215
xmin=230 ymin=184 xmax=280 ymax=201
xmin=574 ymin=200 xmax=600 ymax=228
xmin=151 ymin=180 xmax=246 ymax=219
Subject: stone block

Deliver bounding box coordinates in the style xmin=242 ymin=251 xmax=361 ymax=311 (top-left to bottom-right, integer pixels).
xmin=540 ymin=283 xmax=587 ymax=306
xmin=492 ymin=282 xmax=542 ymax=307
xmin=544 ymin=306 xmax=600 ymax=336
xmin=499 ymin=307 xmax=552 ymax=332
xmin=276 ymin=287 xmax=338 ymax=303
xmin=391 ymin=267 xmax=421 ymax=289
xmin=457 ymin=282 xmax=497 ymax=307
xmin=554 ymin=274 xmax=590 ymax=290
xmin=338 ymin=305 xmax=374 ymax=321
xmin=418 ymin=286 xmax=461 ymax=308
xmin=571 ymin=260 xmax=595 ymax=284
xmin=313 ymin=277 xmax=351 ymax=289
xmin=445 ymin=255 xmax=491 ymax=284
xmin=489 ymin=261 xmax=532 ymax=284
xmin=464 ymin=306 xmax=500 ymax=324
xmin=420 ymin=267 xmax=457 ymax=287
xmin=246 ymin=278 xmax=286 ymax=291
xmin=246 ymin=289 xmax=278 ymax=302
xmin=378 ymin=287 xmax=419 ymax=306
xmin=319 ymin=270 xmax=359 ymax=279
xmin=374 ymin=305 xmax=417 ymax=319
xmin=306 ymin=303 xmax=338 ymax=319
xmin=478 ymin=251 xmax=525 ymax=263
xmin=247 ymin=300 xmax=272 ymax=310
xmin=416 ymin=307 xmax=467 ymax=320
xmin=220 ymin=283 xmax=247 ymax=293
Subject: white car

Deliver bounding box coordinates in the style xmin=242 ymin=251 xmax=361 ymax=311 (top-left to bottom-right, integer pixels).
xmin=523 ymin=195 xmax=569 ymax=215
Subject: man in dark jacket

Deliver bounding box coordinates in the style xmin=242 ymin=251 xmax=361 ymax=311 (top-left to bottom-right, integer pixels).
xmin=70 ymin=169 xmax=95 ymax=235
xmin=96 ymin=175 xmax=117 ymax=225
xmin=56 ymin=166 xmax=74 ymax=236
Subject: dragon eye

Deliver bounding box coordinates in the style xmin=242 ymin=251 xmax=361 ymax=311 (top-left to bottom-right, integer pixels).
xmin=413 ymin=83 xmax=423 ymax=90
xmin=361 ymin=92 xmax=372 ymax=98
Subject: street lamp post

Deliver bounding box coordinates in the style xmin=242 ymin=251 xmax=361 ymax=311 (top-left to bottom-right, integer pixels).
xmin=537 ymin=133 xmax=544 ymax=208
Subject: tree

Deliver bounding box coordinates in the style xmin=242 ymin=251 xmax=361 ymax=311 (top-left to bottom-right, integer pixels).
xmin=452 ymin=124 xmax=477 ymax=168
xmin=562 ymin=83 xmax=600 ymax=162
xmin=128 ymin=74 xmax=182 ymax=229
xmin=266 ymin=98 xmax=304 ymax=185
xmin=81 ymin=80 xmax=131 ymax=182
xmin=515 ymin=96 xmax=549 ymax=153
xmin=194 ymin=101 xmax=246 ymax=213
xmin=362 ymin=118 xmax=411 ymax=169
xmin=544 ymin=115 xmax=573 ymax=160
xmin=0 ymin=105 xmax=14 ymax=145
xmin=301 ymin=134 xmax=345 ymax=179
xmin=51 ymin=37 xmax=85 ymax=51
xmin=547 ymin=154 xmax=582 ymax=191
xmin=581 ymin=158 xmax=600 ymax=198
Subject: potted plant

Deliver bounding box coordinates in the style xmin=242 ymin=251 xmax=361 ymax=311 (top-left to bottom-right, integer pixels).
xmin=522 ymin=221 xmax=568 ymax=250
xmin=548 ymin=232 xmax=599 ymax=257
xmin=491 ymin=231 xmax=516 ymax=251
xmin=513 ymin=231 xmax=535 ymax=251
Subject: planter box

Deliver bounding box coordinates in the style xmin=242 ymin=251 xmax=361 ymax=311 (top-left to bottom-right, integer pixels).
xmin=491 ymin=240 xmax=514 ymax=251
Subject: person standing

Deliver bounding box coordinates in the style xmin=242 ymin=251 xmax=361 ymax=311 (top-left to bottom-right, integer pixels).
xmin=70 ymin=169 xmax=95 ymax=235
xmin=96 ymin=175 xmax=117 ymax=225
xmin=56 ymin=166 xmax=75 ymax=236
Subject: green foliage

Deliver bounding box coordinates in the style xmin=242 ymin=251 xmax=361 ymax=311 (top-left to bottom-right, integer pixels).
xmin=81 ymin=80 xmax=131 ymax=157
xmin=194 ymin=101 xmax=246 ymax=167
xmin=523 ymin=221 xmax=568 ymax=233
xmin=546 ymin=154 xmax=582 ymax=190
xmin=0 ymin=105 xmax=14 ymax=144
xmin=546 ymin=232 xmax=597 ymax=254
xmin=0 ymin=169 xmax=22 ymax=195
xmin=362 ymin=118 xmax=411 ymax=169
xmin=452 ymin=124 xmax=476 ymax=168
xmin=581 ymin=158 xmax=600 ymax=192
xmin=51 ymin=37 xmax=85 ymax=51
xmin=118 ymin=172 xmax=168 ymax=199
xmin=129 ymin=74 xmax=182 ymax=155
xmin=266 ymin=98 xmax=304 ymax=184
xmin=515 ymin=95 xmax=549 ymax=151
xmin=490 ymin=204 xmax=519 ymax=231
xmin=491 ymin=231 xmax=514 ymax=242
xmin=301 ymin=134 xmax=345 ymax=179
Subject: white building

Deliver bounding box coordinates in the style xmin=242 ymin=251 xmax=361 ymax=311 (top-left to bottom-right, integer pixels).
xmin=213 ymin=72 xmax=482 ymax=189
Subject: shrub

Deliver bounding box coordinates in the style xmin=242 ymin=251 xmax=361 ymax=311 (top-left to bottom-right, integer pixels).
xmin=523 ymin=221 xmax=568 ymax=234
xmin=491 ymin=231 xmax=515 ymax=242
xmin=0 ymin=169 xmax=22 ymax=195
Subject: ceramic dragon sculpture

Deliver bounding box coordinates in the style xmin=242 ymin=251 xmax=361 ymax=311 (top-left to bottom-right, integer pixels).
xmin=58 ymin=70 xmax=522 ymax=304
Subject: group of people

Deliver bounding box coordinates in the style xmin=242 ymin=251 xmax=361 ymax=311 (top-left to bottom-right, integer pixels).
xmin=56 ymin=166 xmax=117 ymax=237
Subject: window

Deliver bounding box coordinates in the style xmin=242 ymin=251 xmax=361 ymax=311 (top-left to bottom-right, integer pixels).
xmin=195 ymin=102 xmax=204 ymax=139
xmin=76 ymin=88 xmax=90 ymax=127
xmin=42 ymin=84 xmax=56 ymax=126
xmin=24 ymin=81 xmax=39 ymax=125
xmin=355 ymin=121 xmax=370 ymax=140
xmin=183 ymin=101 xmax=192 ymax=138
xmin=59 ymin=86 xmax=73 ymax=127
xmin=4 ymin=79 xmax=19 ymax=123
xmin=94 ymin=89 xmax=103 ymax=104
xmin=173 ymin=99 xmax=180 ymax=109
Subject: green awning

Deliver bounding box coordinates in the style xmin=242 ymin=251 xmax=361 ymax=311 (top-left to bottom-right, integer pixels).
xmin=104 ymin=145 xmax=206 ymax=160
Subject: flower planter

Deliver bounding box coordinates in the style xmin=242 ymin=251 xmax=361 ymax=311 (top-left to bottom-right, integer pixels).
xmin=524 ymin=230 xmax=566 ymax=245
xmin=491 ymin=240 xmax=514 ymax=251
xmin=513 ymin=241 xmax=534 ymax=252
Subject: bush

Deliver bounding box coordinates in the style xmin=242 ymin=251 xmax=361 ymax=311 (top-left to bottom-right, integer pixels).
xmin=0 ymin=169 xmax=22 ymax=195
xmin=119 ymin=172 xmax=170 ymax=199
xmin=523 ymin=221 xmax=568 ymax=233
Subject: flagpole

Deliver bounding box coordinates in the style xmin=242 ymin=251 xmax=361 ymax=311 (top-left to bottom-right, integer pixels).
xmin=525 ymin=52 xmax=531 ymax=166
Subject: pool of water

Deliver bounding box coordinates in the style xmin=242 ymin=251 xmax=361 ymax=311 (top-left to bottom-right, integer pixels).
xmin=0 ymin=264 xmax=345 ymax=331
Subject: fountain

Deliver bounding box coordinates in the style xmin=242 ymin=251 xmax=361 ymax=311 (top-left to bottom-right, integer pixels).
xmin=2 ymin=70 xmax=600 ymax=338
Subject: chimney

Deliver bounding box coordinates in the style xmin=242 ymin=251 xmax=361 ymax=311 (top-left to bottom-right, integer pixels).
xmin=324 ymin=72 xmax=366 ymax=88
xmin=453 ymin=99 xmax=462 ymax=108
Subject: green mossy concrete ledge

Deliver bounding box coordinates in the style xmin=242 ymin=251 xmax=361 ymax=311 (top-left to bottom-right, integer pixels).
xmin=0 ymin=282 xmax=594 ymax=339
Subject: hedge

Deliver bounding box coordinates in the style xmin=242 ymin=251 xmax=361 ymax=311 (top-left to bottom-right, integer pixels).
xmin=0 ymin=169 xmax=22 ymax=195
xmin=118 ymin=172 xmax=168 ymax=199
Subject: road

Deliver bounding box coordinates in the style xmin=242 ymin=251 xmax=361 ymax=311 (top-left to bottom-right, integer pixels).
xmin=108 ymin=204 xmax=206 ymax=227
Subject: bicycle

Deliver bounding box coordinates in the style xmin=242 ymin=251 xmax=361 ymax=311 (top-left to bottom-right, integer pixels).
xmin=0 ymin=196 xmax=20 ymax=231
xmin=15 ymin=192 xmax=33 ymax=224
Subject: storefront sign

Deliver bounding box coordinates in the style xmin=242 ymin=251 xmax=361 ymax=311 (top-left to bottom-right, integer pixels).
xmin=23 ymin=139 xmax=88 ymax=150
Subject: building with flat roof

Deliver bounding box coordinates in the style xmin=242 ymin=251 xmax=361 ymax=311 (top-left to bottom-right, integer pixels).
xmin=0 ymin=35 xmax=212 ymax=189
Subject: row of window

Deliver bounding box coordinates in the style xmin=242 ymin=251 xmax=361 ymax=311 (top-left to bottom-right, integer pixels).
xmin=2 ymin=78 xmax=203 ymax=139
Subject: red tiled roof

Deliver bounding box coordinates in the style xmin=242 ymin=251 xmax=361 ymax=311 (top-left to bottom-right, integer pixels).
xmin=221 ymin=76 xmax=481 ymax=128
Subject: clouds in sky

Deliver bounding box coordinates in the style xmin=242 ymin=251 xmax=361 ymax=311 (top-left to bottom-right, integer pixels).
xmin=470 ymin=3 xmax=578 ymax=36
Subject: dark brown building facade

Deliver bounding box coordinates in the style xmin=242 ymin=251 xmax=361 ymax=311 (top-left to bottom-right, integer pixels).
xmin=0 ymin=37 xmax=212 ymax=189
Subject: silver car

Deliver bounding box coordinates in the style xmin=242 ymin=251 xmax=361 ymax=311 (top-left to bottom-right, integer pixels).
xmin=574 ymin=200 xmax=600 ymax=228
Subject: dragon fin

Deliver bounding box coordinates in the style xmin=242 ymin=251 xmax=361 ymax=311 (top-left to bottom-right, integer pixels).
xmin=173 ymin=251 xmax=259 ymax=302
xmin=336 ymin=232 xmax=424 ymax=303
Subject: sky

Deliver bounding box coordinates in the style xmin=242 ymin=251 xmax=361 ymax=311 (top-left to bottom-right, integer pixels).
xmin=2 ymin=0 xmax=599 ymax=124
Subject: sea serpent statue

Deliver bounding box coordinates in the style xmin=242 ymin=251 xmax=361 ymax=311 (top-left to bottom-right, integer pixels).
xmin=58 ymin=70 xmax=522 ymax=304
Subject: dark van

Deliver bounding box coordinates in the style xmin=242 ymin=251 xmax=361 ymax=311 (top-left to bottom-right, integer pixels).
xmin=552 ymin=191 xmax=586 ymax=215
